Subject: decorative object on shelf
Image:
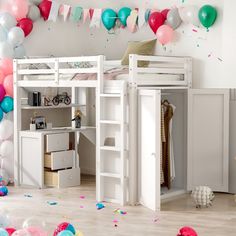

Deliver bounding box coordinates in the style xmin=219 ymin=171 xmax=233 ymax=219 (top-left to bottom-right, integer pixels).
xmin=28 ymin=91 xmax=41 ymax=106
xmin=177 ymin=226 xmax=198 ymax=236
xmin=31 ymin=113 xmax=46 ymax=130
xmin=71 ymin=110 xmax=82 ymax=128
xmin=191 ymin=186 xmax=214 ymax=208
xmin=52 ymin=92 xmax=71 ymax=106
xmin=43 ymin=96 xmax=52 ymax=106
xmin=104 ymin=137 xmax=115 ymax=147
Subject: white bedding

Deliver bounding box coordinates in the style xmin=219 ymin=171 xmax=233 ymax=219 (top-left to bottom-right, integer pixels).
xmin=22 ymin=74 xmax=75 ymax=81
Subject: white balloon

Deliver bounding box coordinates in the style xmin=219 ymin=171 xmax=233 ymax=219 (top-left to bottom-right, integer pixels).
xmin=0 ymin=140 xmax=13 ymax=158
xmin=0 ymin=25 xmax=7 ymax=42
xmin=0 ymin=13 xmax=17 ymax=30
xmin=179 ymin=6 xmax=200 ymax=27
xmin=0 ymin=120 xmax=14 ymax=140
xmin=8 ymin=27 xmax=25 ymax=47
xmin=0 ymin=168 xmax=9 ymax=185
xmin=27 ymin=4 xmax=40 ymax=21
xmin=14 ymin=44 xmax=26 ymax=58
xmin=0 ymin=41 xmax=14 ymax=58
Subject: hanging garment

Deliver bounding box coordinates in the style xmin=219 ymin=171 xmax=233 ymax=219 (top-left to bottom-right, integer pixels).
xmin=161 ymin=100 xmax=174 ymax=189
xmin=160 ymin=106 xmax=166 ymax=185
xmin=169 ymin=104 xmax=176 ymax=182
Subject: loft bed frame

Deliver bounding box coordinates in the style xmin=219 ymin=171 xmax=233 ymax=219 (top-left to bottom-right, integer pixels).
xmin=13 ymin=54 xmax=192 ymax=206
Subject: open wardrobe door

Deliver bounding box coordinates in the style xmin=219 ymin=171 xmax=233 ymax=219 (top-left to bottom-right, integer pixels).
xmin=138 ymin=89 xmax=161 ymax=211
xmin=187 ymin=89 xmax=229 ymax=192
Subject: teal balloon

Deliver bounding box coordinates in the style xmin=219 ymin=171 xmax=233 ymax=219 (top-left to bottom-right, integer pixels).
xmin=58 ymin=230 xmax=74 ymax=236
xmin=102 ymin=9 xmax=117 ymax=31
xmin=0 ymin=108 xmax=3 ymax=122
xmin=198 ymin=5 xmax=217 ymax=28
xmin=145 ymin=9 xmax=151 ymax=23
xmin=0 ymin=228 xmax=8 ymax=236
xmin=118 ymin=7 xmax=131 ymax=26
xmin=1 ymin=96 xmax=13 ymax=113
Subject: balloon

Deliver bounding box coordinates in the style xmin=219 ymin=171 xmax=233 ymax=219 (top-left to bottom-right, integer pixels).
xmin=179 ymin=6 xmax=200 ymax=27
xmin=0 ymin=109 xmax=3 ymax=122
xmin=29 ymin=0 xmax=42 ymax=5
xmin=0 ymin=85 xmax=6 ymax=102
xmin=156 ymin=25 xmax=174 ymax=45
xmin=54 ymin=222 xmax=76 ymax=236
xmin=7 ymin=27 xmax=25 ymax=47
xmin=14 ymin=45 xmax=26 ymax=59
xmin=26 ymin=227 xmax=47 ymax=236
xmin=118 ymin=7 xmax=131 ymax=27
xmin=0 ymin=96 xmax=13 ymax=113
xmin=58 ymin=231 xmax=74 ymax=236
xmin=12 ymin=229 xmax=31 ymax=236
xmin=148 ymin=12 xmax=165 ymax=34
xmin=39 ymin=0 xmax=52 ymax=21
xmin=0 ymin=228 xmax=8 ymax=236
xmin=126 ymin=10 xmax=138 ymax=33
xmin=0 ymin=13 xmax=17 ymax=30
xmin=0 ymin=42 xmax=14 ymax=59
xmin=0 ymin=214 xmax=10 ymax=228
xmin=5 ymin=228 xmax=16 ymax=235
xmin=27 ymin=4 xmax=41 ymax=21
xmin=17 ymin=18 xmax=33 ymax=37
xmin=0 ymin=59 xmax=13 ymax=76
xmin=101 ymin=9 xmax=117 ymax=31
xmin=0 ymin=71 xmax=4 ymax=84
xmin=0 ymin=119 xmax=13 ymax=140
xmin=145 ymin=9 xmax=151 ymax=22
xmin=177 ymin=226 xmax=198 ymax=236
xmin=0 ymin=140 xmax=13 ymax=158
xmin=199 ymin=5 xmax=217 ymax=29
xmin=9 ymin=0 xmax=29 ymax=21
xmin=161 ymin=9 xmax=170 ymax=20
xmin=166 ymin=8 xmax=182 ymax=30
xmin=0 ymin=26 xmax=7 ymax=43
xmin=3 ymin=75 xmax=13 ymax=97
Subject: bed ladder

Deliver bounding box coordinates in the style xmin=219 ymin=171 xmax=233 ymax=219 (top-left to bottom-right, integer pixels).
xmin=96 ymin=64 xmax=128 ymax=205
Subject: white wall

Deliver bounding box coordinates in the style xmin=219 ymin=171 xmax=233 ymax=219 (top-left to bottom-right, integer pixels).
xmin=24 ymin=0 xmax=226 ymax=88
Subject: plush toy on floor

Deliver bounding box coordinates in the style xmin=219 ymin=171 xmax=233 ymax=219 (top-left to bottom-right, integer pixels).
xmin=191 ymin=186 xmax=214 ymax=208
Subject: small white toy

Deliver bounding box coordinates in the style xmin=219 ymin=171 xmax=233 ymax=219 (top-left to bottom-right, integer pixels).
xmin=191 ymin=186 xmax=214 ymax=208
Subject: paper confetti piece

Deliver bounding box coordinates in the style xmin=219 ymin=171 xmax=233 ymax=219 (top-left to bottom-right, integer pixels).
xmin=114 ymin=208 xmax=127 ymax=215
xmin=80 ymin=205 xmax=84 ymax=209
xmin=192 ymin=29 xmax=198 ymax=33
xmin=47 ymin=201 xmax=58 ymax=205
xmin=113 ymin=219 xmax=118 ymax=223
xmin=153 ymin=217 xmax=159 ymax=223
xmin=96 ymin=202 xmax=105 ymax=210
xmin=80 ymin=195 xmax=85 ymax=199
xmin=24 ymin=194 xmax=32 ymax=198
xmin=217 ymin=57 xmax=223 ymax=62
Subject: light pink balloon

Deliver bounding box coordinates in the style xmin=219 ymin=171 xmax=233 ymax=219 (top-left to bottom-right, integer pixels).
xmin=3 ymin=74 xmax=13 ymax=97
xmin=9 ymin=0 xmax=29 ymax=21
xmin=12 ymin=229 xmax=31 ymax=236
xmin=26 ymin=227 xmax=47 ymax=236
xmin=156 ymin=25 xmax=174 ymax=45
xmin=0 ymin=70 xmax=5 ymax=84
xmin=0 ymin=59 xmax=13 ymax=76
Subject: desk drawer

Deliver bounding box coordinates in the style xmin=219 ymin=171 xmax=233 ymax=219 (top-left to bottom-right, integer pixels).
xmin=44 ymin=150 xmax=74 ymax=170
xmin=46 ymin=133 xmax=69 ymax=152
xmin=44 ymin=168 xmax=80 ymax=188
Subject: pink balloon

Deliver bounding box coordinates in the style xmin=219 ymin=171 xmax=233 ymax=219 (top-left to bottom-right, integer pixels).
xmin=9 ymin=0 xmax=29 ymax=21
xmin=0 ymin=70 xmax=5 ymax=84
xmin=3 ymin=75 xmax=13 ymax=97
xmin=0 ymin=59 xmax=13 ymax=76
xmin=26 ymin=227 xmax=47 ymax=236
xmin=12 ymin=229 xmax=31 ymax=236
xmin=0 ymin=84 xmax=6 ymax=102
xmin=156 ymin=25 xmax=174 ymax=45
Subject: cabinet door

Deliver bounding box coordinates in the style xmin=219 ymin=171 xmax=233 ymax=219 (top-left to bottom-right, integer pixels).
xmin=138 ymin=89 xmax=161 ymax=211
xmin=188 ymin=89 xmax=229 ymax=192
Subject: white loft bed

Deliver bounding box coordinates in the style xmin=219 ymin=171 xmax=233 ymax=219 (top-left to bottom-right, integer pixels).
xmin=13 ymin=54 xmax=193 ymax=207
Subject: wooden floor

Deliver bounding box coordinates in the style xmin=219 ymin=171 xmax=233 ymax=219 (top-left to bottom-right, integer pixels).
xmin=1 ymin=176 xmax=236 ymax=236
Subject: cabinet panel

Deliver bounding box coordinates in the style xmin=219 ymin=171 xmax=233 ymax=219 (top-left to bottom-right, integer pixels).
xmin=188 ymin=89 xmax=229 ymax=192
xmin=138 ymin=89 xmax=161 ymax=211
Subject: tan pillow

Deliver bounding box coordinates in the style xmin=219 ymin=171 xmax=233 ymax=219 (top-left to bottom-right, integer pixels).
xmin=121 ymin=39 xmax=157 ymax=67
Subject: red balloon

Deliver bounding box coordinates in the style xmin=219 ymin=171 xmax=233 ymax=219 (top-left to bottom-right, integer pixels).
xmin=39 ymin=0 xmax=52 ymax=21
xmin=148 ymin=12 xmax=165 ymax=34
xmin=161 ymin=9 xmax=170 ymax=20
xmin=5 ymin=228 xmax=16 ymax=235
xmin=177 ymin=226 xmax=198 ymax=236
xmin=17 ymin=18 xmax=33 ymax=37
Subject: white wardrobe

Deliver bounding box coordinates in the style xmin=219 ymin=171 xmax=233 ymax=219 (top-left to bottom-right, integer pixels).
xmin=138 ymin=88 xmax=229 ymax=211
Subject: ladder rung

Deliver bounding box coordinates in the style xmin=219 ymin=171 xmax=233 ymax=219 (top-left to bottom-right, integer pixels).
xmin=100 ymin=146 xmax=121 ymax=152
xmin=100 ymin=172 xmax=121 ymax=178
xmin=100 ymin=120 xmax=121 ymax=125
xmin=100 ymin=93 xmax=121 ymax=98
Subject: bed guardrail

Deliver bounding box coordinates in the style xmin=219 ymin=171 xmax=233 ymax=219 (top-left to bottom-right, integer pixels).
xmin=129 ymin=54 xmax=192 ymax=87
